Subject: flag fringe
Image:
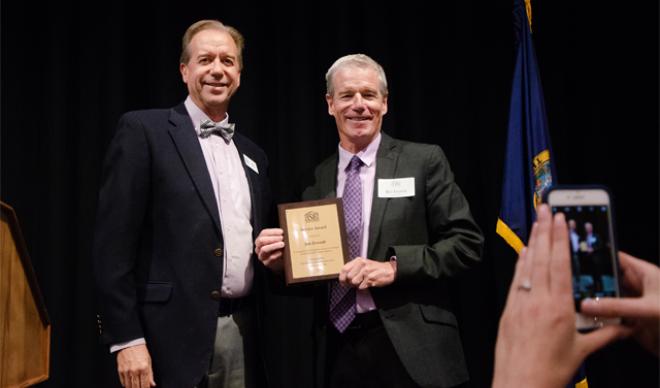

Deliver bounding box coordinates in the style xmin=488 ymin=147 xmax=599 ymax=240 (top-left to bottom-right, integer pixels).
xmin=496 ymin=218 xmax=524 ymax=254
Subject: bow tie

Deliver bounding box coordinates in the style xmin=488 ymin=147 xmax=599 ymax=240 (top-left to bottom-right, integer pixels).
xmin=199 ymin=119 xmax=235 ymax=142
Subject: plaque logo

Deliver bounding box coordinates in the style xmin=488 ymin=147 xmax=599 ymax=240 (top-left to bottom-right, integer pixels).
xmin=304 ymin=211 xmax=320 ymax=223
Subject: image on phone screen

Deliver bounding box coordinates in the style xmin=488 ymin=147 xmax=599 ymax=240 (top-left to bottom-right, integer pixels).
xmin=551 ymin=205 xmax=618 ymax=311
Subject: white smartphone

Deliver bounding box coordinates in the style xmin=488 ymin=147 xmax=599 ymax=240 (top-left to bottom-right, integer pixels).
xmin=544 ymin=186 xmax=622 ymax=330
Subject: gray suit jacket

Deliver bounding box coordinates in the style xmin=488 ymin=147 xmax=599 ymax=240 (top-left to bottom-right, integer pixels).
xmin=303 ymin=133 xmax=483 ymax=388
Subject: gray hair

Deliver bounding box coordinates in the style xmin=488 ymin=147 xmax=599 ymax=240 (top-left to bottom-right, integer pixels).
xmin=325 ymin=54 xmax=388 ymax=96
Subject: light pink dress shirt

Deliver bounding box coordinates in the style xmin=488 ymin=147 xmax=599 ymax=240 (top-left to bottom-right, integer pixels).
xmin=336 ymin=133 xmax=381 ymax=313
xmin=185 ymin=97 xmax=254 ymax=297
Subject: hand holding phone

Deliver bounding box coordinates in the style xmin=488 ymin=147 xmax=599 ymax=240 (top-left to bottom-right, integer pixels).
xmin=544 ymin=186 xmax=622 ymax=330
xmin=581 ymin=251 xmax=660 ymax=356
xmin=493 ymin=204 xmax=630 ymax=388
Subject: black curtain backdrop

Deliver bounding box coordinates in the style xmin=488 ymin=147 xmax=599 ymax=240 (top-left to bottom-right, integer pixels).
xmin=1 ymin=0 xmax=657 ymax=387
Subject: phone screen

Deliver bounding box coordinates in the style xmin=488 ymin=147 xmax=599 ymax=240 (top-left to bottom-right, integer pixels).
xmin=551 ymin=205 xmax=619 ymax=311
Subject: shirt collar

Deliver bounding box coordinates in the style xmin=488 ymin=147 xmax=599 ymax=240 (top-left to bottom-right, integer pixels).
xmin=338 ymin=133 xmax=381 ymax=171
xmin=184 ymin=96 xmax=230 ymax=135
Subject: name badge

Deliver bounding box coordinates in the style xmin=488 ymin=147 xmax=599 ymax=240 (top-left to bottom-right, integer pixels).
xmin=378 ymin=178 xmax=415 ymax=198
xmin=243 ymin=154 xmax=259 ymax=174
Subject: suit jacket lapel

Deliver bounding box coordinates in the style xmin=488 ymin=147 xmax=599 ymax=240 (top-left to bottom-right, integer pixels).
xmin=367 ymin=133 xmax=399 ymax=259
xmin=318 ymin=154 xmax=339 ymax=199
xmin=167 ymin=104 xmax=222 ymax=235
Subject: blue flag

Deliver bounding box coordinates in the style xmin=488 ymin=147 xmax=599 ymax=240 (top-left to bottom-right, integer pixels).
xmin=496 ymin=0 xmax=555 ymax=253
xmin=497 ymin=2 xmax=589 ymax=387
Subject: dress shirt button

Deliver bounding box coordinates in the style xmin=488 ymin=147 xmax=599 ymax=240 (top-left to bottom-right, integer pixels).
xmin=214 ymin=248 xmax=223 ymax=257
xmin=210 ymin=290 xmax=222 ymax=300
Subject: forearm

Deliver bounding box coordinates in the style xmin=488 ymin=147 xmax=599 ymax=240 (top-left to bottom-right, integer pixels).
xmin=93 ymin=113 xmax=151 ymax=345
xmin=389 ymin=236 xmax=481 ymax=283
xmin=390 ymin=144 xmax=483 ymax=284
xmin=389 ymin=214 xmax=483 ymax=284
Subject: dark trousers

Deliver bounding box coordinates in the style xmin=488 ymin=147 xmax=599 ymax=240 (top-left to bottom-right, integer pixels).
xmin=325 ymin=310 xmax=418 ymax=388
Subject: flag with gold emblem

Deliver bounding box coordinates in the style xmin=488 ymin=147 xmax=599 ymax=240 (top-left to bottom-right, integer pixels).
xmin=497 ymin=2 xmax=589 ymax=387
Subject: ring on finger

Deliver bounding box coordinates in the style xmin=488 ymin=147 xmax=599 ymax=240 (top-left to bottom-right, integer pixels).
xmin=517 ymin=279 xmax=532 ymax=292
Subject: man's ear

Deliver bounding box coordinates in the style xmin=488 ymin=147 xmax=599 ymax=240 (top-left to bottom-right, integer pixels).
xmin=326 ymin=94 xmax=334 ymax=116
xmin=180 ymin=63 xmax=188 ymax=84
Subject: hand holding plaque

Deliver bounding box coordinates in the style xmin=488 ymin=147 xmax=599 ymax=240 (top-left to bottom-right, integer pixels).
xmin=277 ymin=199 xmax=349 ymax=285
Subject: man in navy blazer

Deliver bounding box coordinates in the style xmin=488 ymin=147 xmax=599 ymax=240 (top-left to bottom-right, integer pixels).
xmin=93 ymin=20 xmax=270 ymax=388
xmin=255 ymin=54 xmax=483 ymax=387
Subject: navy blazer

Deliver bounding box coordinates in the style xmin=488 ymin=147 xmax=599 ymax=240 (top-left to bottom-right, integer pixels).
xmin=93 ymin=103 xmax=271 ymax=387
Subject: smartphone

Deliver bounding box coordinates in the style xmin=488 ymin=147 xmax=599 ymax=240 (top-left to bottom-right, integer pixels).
xmin=544 ymin=186 xmax=621 ymax=330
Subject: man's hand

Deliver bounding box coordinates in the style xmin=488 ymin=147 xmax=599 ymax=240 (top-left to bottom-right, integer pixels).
xmin=339 ymin=257 xmax=396 ymax=289
xmin=255 ymin=228 xmax=285 ymax=272
xmin=116 ymin=344 xmax=156 ymax=388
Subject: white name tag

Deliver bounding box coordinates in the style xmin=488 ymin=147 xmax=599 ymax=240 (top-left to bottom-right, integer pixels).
xmin=378 ymin=178 xmax=415 ymax=198
xmin=243 ymin=154 xmax=259 ymax=174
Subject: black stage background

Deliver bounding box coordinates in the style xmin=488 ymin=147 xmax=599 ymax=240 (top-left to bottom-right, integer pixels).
xmin=1 ymin=0 xmax=657 ymax=387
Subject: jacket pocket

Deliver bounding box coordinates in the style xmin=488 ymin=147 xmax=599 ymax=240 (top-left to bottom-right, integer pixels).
xmin=137 ymin=281 xmax=173 ymax=303
xmin=419 ymin=304 xmax=457 ymax=327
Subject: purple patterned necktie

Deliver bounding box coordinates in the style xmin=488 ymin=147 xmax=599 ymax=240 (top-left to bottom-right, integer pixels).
xmin=329 ymin=155 xmax=363 ymax=332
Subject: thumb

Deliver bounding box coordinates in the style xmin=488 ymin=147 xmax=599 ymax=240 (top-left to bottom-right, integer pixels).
xmin=577 ymin=325 xmax=632 ymax=357
xmin=581 ymin=297 xmax=655 ymax=319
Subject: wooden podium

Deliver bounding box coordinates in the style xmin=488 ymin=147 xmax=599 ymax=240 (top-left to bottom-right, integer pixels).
xmin=0 ymin=202 xmax=50 ymax=387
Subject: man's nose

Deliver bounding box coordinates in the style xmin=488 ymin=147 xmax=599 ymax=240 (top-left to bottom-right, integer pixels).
xmin=351 ymin=94 xmax=366 ymax=110
xmin=210 ymin=59 xmax=224 ymax=75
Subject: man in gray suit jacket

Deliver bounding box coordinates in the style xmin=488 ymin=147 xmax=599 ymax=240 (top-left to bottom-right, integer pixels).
xmin=255 ymin=54 xmax=483 ymax=388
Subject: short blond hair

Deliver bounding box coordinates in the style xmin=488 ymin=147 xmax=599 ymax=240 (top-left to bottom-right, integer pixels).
xmin=180 ymin=20 xmax=245 ymax=69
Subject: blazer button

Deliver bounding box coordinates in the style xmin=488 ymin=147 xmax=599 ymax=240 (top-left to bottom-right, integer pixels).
xmin=210 ymin=290 xmax=221 ymax=300
xmin=214 ymin=248 xmax=223 ymax=257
